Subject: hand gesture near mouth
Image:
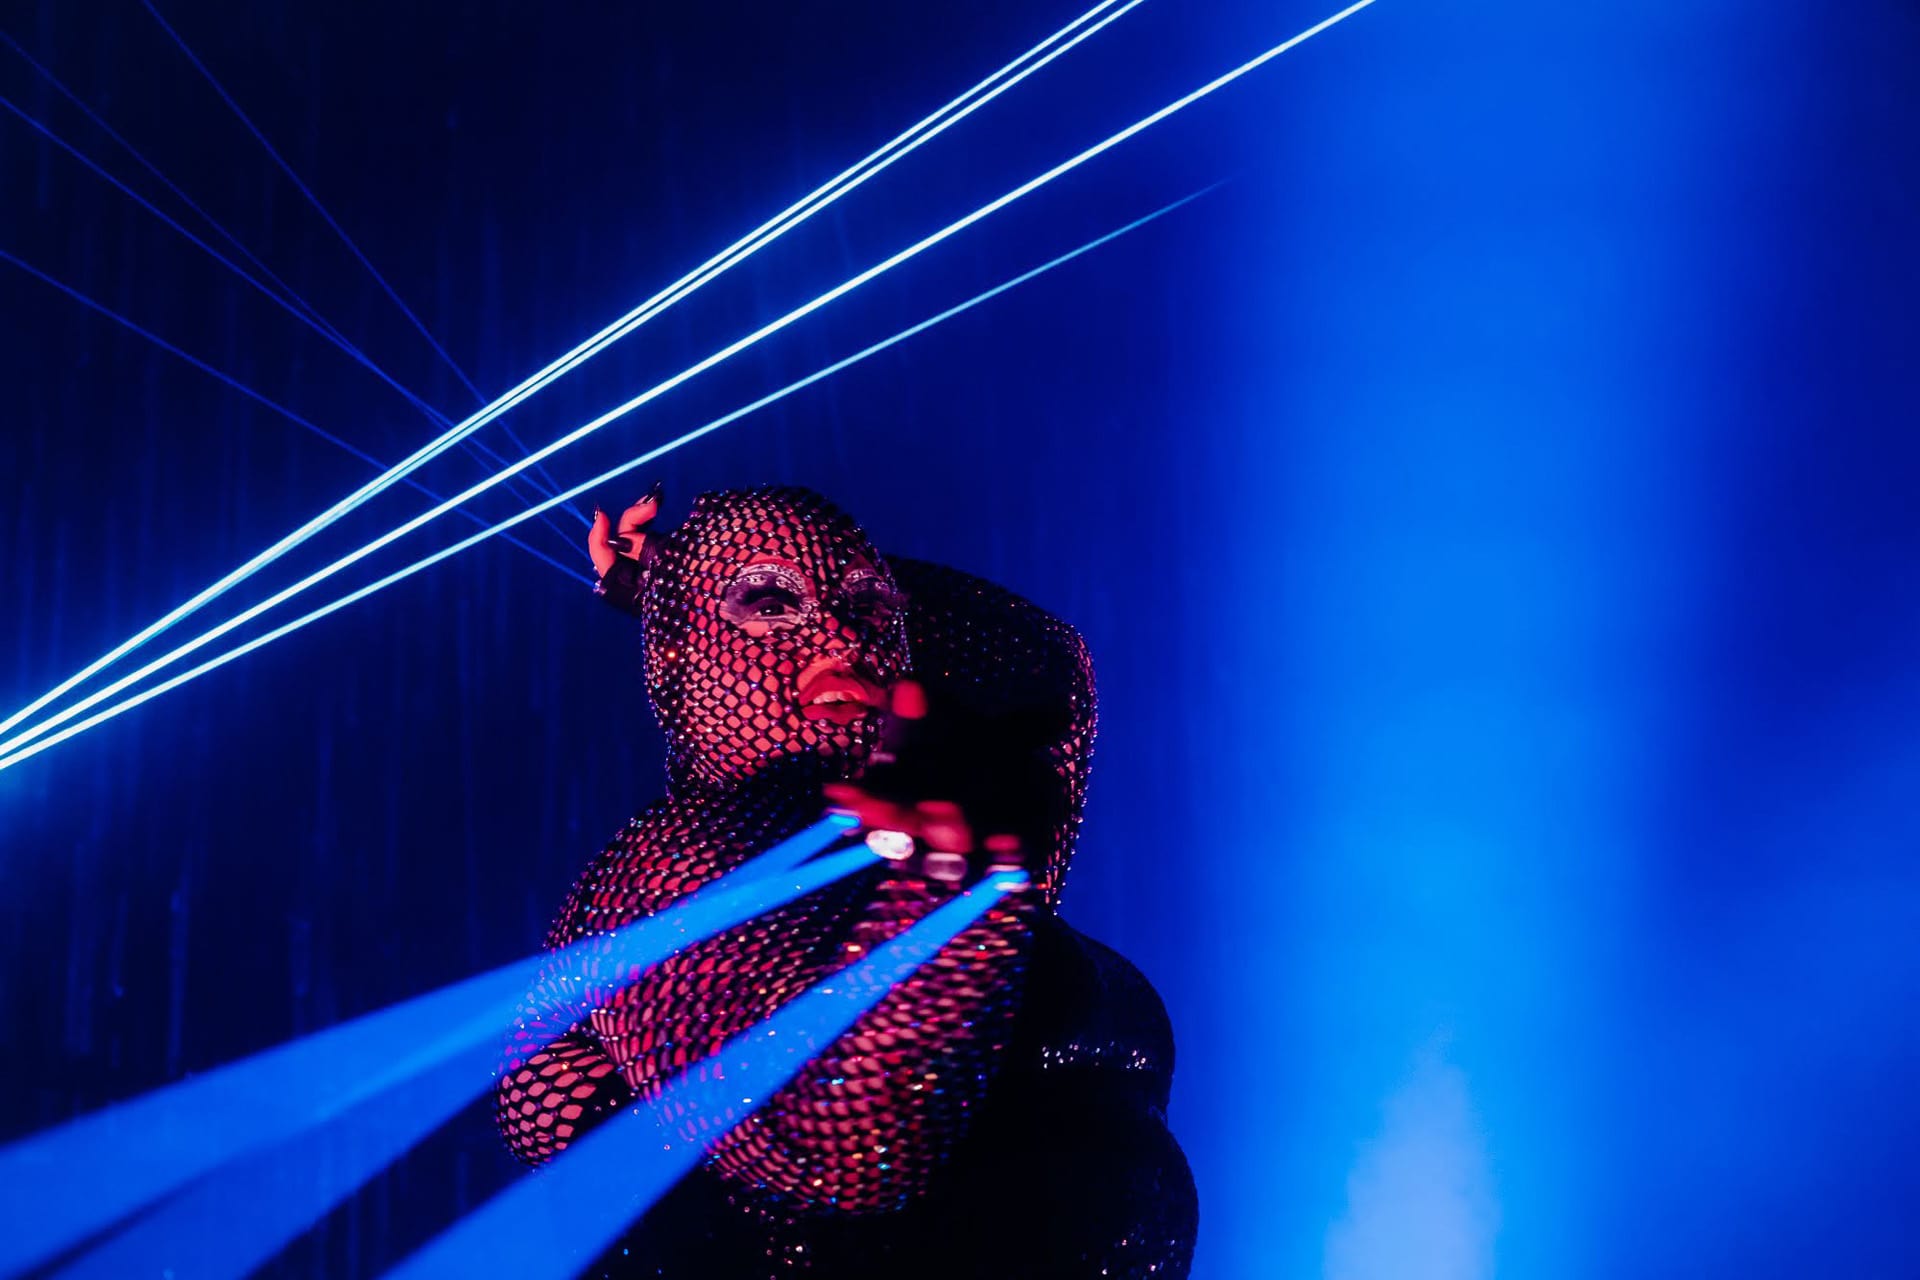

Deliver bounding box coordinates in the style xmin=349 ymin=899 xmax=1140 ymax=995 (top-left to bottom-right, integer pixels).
xmin=825 ymin=680 xmax=1056 ymax=891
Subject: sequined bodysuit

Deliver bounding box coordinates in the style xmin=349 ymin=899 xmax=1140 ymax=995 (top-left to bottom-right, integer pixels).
xmin=495 ymin=489 xmax=1196 ymax=1277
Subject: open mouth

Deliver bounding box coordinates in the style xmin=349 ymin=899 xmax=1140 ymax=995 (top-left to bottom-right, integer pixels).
xmin=796 ymin=662 xmax=884 ymax=725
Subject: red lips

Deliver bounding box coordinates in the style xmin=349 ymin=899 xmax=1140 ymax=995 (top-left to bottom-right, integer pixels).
xmin=795 ymin=661 xmax=884 ymax=724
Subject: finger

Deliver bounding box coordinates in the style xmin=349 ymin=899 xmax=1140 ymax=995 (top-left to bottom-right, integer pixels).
xmin=612 ymin=483 xmax=663 ymax=563
xmin=588 ymin=508 xmax=616 ymax=576
xmin=823 ymin=782 xmax=870 ymax=808
xmin=888 ymin=680 xmax=929 ymax=720
xmin=615 ymin=501 xmax=656 ymax=537
xmin=616 ymin=484 xmax=662 ymax=536
xmin=982 ymin=833 xmax=1028 ymax=871
xmin=919 ymin=849 xmax=970 ymax=885
xmin=823 ymin=784 xmax=919 ymax=834
xmin=915 ymin=799 xmax=973 ymax=854
xmin=861 ymin=798 xmax=924 ymax=834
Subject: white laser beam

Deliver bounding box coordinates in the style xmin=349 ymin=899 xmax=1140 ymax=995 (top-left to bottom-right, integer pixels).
xmin=0 ymin=0 xmax=1148 ymax=740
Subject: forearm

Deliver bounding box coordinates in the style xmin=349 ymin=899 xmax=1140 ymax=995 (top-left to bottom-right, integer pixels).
xmin=495 ymin=851 xmax=648 ymax=1168
xmin=496 ymin=1028 xmax=631 ymax=1166
xmin=509 ymin=792 xmax=1035 ymax=1201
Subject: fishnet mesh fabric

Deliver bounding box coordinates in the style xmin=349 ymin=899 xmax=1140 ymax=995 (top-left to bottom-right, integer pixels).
xmin=496 ymin=489 xmax=1190 ymax=1276
xmin=639 ymin=487 xmax=911 ymax=795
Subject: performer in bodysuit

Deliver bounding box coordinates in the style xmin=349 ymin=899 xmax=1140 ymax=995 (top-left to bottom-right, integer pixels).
xmin=495 ymin=485 xmax=1195 ymax=1278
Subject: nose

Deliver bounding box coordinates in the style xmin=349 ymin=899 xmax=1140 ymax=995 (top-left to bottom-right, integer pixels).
xmin=814 ymin=610 xmax=861 ymax=654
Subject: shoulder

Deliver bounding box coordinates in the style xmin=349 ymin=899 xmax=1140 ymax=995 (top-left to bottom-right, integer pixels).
xmin=891 ymin=558 xmax=1093 ymax=691
xmin=1018 ymin=914 xmax=1178 ymax=1108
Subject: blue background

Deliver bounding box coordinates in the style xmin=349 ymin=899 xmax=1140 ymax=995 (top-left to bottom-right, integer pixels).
xmin=3 ymin=1 xmax=1916 ymax=1275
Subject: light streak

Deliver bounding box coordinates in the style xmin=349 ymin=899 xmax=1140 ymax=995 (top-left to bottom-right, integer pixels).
xmin=382 ymin=872 xmax=1027 ymax=1280
xmin=135 ymin=0 xmax=585 ymax=522
xmin=0 ymin=816 xmax=867 ymax=1278
xmin=141 ymin=0 xmax=489 ymax=405
xmin=0 ymin=83 xmax=577 ymax=532
xmin=0 ymin=186 xmax=1215 ymax=773
xmin=0 ymin=28 xmax=345 ymax=343
xmin=0 ymin=91 xmax=443 ymax=416
xmin=3 ymin=0 xmax=1382 ymax=758
xmin=0 ymin=246 xmax=592 ymax=584
xmin=0 ymin=0 xmax=1145 ymax=740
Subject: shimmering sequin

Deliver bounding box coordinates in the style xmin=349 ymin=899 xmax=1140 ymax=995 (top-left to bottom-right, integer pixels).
xmin=496 ymin=488 xmax=1195 ymax=1277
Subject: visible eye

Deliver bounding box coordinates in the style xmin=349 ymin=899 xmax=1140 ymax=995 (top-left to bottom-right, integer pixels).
xmin=838 ymin=569 xmax=902 ymax=629
xmin=720 ymin=564 xmax=811 ymax=631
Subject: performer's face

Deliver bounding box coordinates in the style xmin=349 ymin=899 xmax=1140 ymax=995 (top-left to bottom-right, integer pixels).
xmin=646 ymin=491 xmax=910 ymax=786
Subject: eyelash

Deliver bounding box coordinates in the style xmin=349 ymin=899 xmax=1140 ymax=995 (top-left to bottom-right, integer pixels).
xmin=745 ymin=590 xmax=799 ymax=616
xmin=720 ymin=569 xmax=899 ymax=632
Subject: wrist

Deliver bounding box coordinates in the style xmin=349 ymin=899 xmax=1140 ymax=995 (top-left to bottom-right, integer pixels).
xmin=595 ymin=555 xmax=647 ymax=618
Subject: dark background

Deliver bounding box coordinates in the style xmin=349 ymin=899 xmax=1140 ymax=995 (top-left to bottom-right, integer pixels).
xmin=3 ymin=1 xmax=1917 ymax=1276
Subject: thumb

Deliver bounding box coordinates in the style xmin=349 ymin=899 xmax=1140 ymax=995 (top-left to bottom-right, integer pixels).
xmin=588 ymin=508 xmax=617 ymax=576
xmin=614 ymin=484 xmax=662 ymax=561
xmin=889 ymin=680 xmax=929 ymax=720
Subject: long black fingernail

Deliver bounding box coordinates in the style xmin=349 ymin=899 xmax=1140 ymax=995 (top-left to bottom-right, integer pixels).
xmin=641 ymin=481 xmax=663 ymax=506
xmin=609 ymin=536 xmax=632 ymax=552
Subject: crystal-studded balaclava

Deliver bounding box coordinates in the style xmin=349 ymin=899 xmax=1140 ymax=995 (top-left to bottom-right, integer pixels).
xmin=889 ymin=557 xmax=1098 ymax=904
xmin=637 ymin=487 xmax=912 ymax=792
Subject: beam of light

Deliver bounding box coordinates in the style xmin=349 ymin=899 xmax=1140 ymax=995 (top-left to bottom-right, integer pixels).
xmin=0 ymin=816 xmax=865 ymax=1279
xmin=144 ymin=0 xmax=481 ymax=408
xmin=0 ymin=186 xmax=1216 ymax=774
xmin=0 ymin=28 xmax=346 ymax=345
xmin=47 ymin=834 xmax=876 ymax=1280
xmin=0 ymin=246 xmax=592 ymax=586
xmin=0 ymin=39 xmax=582 ymax=536
xmin=466 ymin=425 xmax=591 ymax=529
xmin=0 ymin=90 xmax=425 ymax=408
xmin=44 ymin=1052 xmax=482 ymax=1280
xmin=0 ymin=90 xmax=575 ymax=546
xmin=0 ymin=0 xmax=1146 ymax=743
xmin=382 ymin=871 xmax=1028 ymax=1280
xmin=0 ymin=89 xmax=563 ymax=507
xmin=133 ymin=0 xmax=586 ymax=524
xmin=1 ymin=0 xmax=1377 ymax=760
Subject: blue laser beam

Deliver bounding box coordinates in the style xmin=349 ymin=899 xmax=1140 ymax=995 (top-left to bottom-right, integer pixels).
xmin=0 ymin=0 xmax=1144 ymax=741
xmin=448 ymin=430 xmax=586 ymax=549
xmin=0 ymin=91 xmax=416 ymax=403
xmin=489 ymin=421 xmax=592 ymax=527
xmin=48 ymin=834 xmax=874 ymax=1280
xmin=0 ymin=246 xmax=592 ymax=586
xmin=0 ymin=816 xmax=865 ymax=1278
xmin=133 ymin=0 xmax=587 ymax=523
xmin=0 ymin=28 xmax=343 ymax=344
xmin=382 ymin=872 xmax=1028 ymax=1280
xmin=142 ymin=0 xmax=485 ymax=407
xmin=0 ymin=82 xmax=576 ymax=536
xmin=46 ymin=1053 xmax=483 ymax=1280
xmin=0 ymin=22 xmax=587 ymax=534
xmin=0 ymin=186 xmax=1216 ymax=773
xmin=4 ymin=0 xmax=1377 ymax=759
xmin=0 ymin=93 xmax=486 ymax=455
xmin=2 ymin=0 xmax=1376 ymax=761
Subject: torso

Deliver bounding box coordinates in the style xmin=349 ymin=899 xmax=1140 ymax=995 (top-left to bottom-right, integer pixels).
xmin=590 ymin=910 xmax=1198 ymax=1280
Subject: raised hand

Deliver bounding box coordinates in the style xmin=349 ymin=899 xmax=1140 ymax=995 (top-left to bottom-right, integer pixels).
xmin=587 ymin=483 xmax=662 ymax=577
xmin=825 ymin=680 xmax=1039 ymax=888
